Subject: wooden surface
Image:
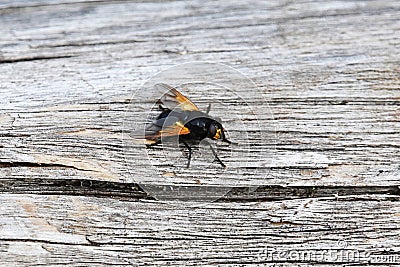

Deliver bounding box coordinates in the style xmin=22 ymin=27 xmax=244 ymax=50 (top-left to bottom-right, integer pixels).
xmin=1 ymin=0 xmax=399 ymax=266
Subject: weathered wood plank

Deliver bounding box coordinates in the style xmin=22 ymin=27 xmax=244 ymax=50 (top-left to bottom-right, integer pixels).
xmin=1 ymin=0 xmax=399 ymax=187
xmin=0 ymin=0 xmax=400 ymax=265
xmin=1 ymin=194 xmax=400 ymax=266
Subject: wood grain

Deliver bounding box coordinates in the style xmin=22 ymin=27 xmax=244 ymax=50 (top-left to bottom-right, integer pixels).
xmin=0 ymin=0 xmax=399 ymax=265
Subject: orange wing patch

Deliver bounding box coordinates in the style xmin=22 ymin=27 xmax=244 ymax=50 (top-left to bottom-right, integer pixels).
xmin=145 ymin=121 xmax=190 ymax=141
xmin=159 ymin=121 xmax=191 ymax=137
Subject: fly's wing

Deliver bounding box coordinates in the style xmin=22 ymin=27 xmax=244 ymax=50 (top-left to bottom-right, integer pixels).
xmin=155 ymin=83 xmax=200 ymax=112
xmin=130 ymin=116 xmax=190 ymax=145
xmin=148 ymin=121 xmax=190 ymax=140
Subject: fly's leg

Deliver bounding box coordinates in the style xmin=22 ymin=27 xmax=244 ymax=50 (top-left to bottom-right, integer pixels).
xmin=204 ymin=139 xmax=226 ymax=168
xmin=222 ymin=132 xmax=238 ymax=145
xmin=206 ymin=103 xmax=211 ymax=114
xmin=181 ymin=139 xmax=192 ymax=168
xmin=222 ymin=138 xmax=232 ymax=144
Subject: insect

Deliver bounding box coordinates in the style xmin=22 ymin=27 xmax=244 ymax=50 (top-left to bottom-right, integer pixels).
xmin=135 ymin=83 xmax=232 ymax=168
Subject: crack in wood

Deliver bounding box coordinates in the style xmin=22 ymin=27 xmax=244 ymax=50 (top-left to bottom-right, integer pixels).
xmin=0 ymin=0 xmax=153 ymax=13
xmin=0 ymin=55 xmax=76 ymax=64
xmin=0 ymin=238 xmax=90 ymax=246
xmin=0 ymin=178 xmax=398 ymax=202
xmin=0 ymin=161 xmax=90 ymax=172
xmin=37 ymin=39 xmax=147 ymax=48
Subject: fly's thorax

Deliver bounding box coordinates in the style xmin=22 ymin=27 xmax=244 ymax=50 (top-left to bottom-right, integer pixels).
xmin=184 ymin=117 xmax=223 ymax=141
xmin=184 ymin=117 xmax=212 ymax=140
xmin=180 ymin=110 xmax=209 ymax=122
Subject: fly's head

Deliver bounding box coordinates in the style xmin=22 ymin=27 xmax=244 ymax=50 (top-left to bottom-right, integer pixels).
xmin=208 ymin=121 xmax=224 ymax=141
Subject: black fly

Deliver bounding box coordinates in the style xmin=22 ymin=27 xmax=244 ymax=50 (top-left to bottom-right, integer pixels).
xmin=135 ymin=83 xmax=232 ymax=168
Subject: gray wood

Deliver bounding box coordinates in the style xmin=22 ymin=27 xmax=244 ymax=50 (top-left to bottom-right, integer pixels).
xmin=1 ymin=194 xmax=400 ymax=266
xmin=0 ymin=0 xmax=399 ymax=265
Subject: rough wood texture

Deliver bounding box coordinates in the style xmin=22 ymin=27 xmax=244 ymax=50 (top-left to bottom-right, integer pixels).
xmin=0 ymin=0 xmax=399 ymax=266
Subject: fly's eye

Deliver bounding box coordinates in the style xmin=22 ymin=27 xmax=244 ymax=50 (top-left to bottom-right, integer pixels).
xmin=208 ymin=124 xmax=216 ymax=138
